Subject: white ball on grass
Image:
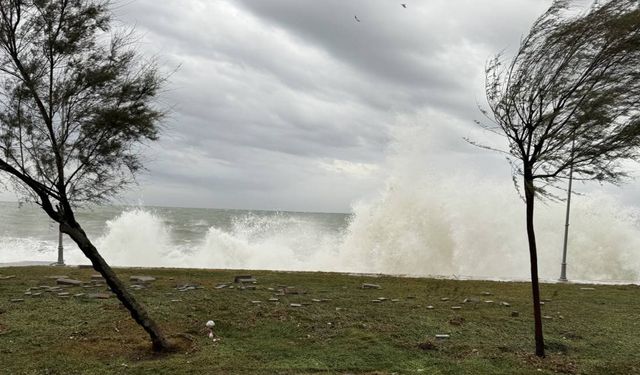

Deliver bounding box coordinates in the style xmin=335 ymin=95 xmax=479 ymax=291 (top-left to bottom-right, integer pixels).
xmin=206 ymin=320 xmax=215 ymax=328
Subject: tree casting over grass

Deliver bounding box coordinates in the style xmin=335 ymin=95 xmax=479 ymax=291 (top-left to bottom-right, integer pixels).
xmin=0 ymin=0 xmax=172 ymax=351
xmin=479 ymin=0 xmax=640 ymax=357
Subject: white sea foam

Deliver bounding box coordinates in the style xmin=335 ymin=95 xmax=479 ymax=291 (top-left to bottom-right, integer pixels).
xmin=3 ymin=125 xmax=640 ymax=282
xmin=339 ymin=125 xmax=640 ymax=282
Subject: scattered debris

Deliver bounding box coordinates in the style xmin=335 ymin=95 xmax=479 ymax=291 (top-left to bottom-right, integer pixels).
xmin=391 ymin=299 xmax=400 ymax=302
xmin=170 ymin=299 xmax=182 ymax=303
xmin=484 ymin=300 xmax=494 ymax=304
xmin=57 ymin=292 xmax=70 ymax=297
xmin=268 ymin=298 xmax=279 ymax=302
xmin=10 ymin=299 xmax=24 ymax=303
xmin=130 ymin=276 xmax=156 ymax=283
xmin=234 ymin=275 xmax=255 ymax=283
xmin=371 ymin=299 xmax=382 ymax=303
xmin=451 ymin=306 xmax=462 ymax=310
xmin=214 ymin=284 xmax=228 ymax=289
xmin=481 ymin=291 xmax=492 ymax=296
xmin=251 ymin=300 xmax=261 ymax=304
xmin=176 ymin=284 xmax=200 ymax=292
xmin=312 ymin=299 xmax=322 ymax=302
xmin=426 ymin=305 xmax=434 ymax=309
xmin=440 ymin=297 xmax=449 ymax=301
xmin=361 ymin=283 xmax=381 ymax=289
xmin=290 ymin=303 xmax=302 ymax=307
xmin=501 ymin=302 xmax=511 ymax=307
xmin=377 ymin=297 xmax=388 ymax=301
xmin=435 ymin=334 xmax=450 ymax=339
xmin=129 ymin=284 xmax=145 ymax=290
xmin=205 ymin=320 xmax=216 ymax=339
xmin=543 ymin=315 xmax=553 ymax=320
xmin=87 ymin=293 xmax=111 ymax=299
xmin=56 ymin=278 xmax=83 ymax=286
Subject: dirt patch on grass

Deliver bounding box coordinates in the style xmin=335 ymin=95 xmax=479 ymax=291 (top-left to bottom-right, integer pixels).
xmin=57 ymin=330 xmax=198 ymax=363
xmin=519 ymin=352 xmax=578 ymax=374
xmin=417 ymin=341 xmax=437 ymax=351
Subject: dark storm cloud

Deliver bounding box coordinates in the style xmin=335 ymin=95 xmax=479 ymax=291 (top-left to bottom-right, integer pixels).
xmin=98 ymin=0 xmax=558 ymax=211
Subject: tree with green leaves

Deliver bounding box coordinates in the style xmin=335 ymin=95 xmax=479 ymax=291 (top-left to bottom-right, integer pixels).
xmin=0 ymin=0 xmax=172 ymax=351
xmin=479 ymin=0 xmax=640 ymax=357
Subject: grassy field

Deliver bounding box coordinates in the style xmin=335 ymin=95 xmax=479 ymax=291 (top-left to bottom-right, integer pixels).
xmin=0 ymin=266 xmax=639 ymax=375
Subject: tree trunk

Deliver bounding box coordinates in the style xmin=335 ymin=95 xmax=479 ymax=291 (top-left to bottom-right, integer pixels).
xmin=60 ymin=221 xmax=172 ymax=352
xmin=524 ymin=176 xmax=545 ymax=358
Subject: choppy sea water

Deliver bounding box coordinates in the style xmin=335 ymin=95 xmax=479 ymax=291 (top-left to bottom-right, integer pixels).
xmin=2 ymin=192 xmax=640 ymax=285
xmin=0 ymin=202 xmax=351 ymax=270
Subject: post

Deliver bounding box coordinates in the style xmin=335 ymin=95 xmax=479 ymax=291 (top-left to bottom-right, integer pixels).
xmin=56 ymin=224 xmax=65 ymax=266
xmin=559 ymin=139 xmax=575 ymax=282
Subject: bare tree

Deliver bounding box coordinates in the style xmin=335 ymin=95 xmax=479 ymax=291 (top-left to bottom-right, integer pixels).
xmin=479 ymin=0 xmax=640 ymax=357
xmin=0 ymin=0 xmax=172 ymax=351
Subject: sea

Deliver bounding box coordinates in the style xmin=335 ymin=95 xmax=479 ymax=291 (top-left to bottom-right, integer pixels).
xmin=2 ymin=123 xmax=640 ymax=284
xmin=2 ymin=192 xmax=640 ymax=284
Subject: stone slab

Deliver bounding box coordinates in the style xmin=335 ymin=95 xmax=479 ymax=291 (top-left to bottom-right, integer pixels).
xmin=130 ymin=276 xmax=156 ymax=283
xmin=56 ymin=278 xmax=83 ymax=286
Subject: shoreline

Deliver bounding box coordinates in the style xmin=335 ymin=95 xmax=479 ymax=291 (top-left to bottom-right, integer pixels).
xmin=2 ymin=260 xmax=637 ymax=286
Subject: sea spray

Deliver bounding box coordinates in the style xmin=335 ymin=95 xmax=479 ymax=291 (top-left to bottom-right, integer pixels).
xmin=191 ymin=213 xmax=343 ymax=271
xmin=340 ymin=172 xmax=640 ymax=281
xmin=339 ymin=125 xmax=640 ymax=281
xmin=3 ymin=122 xmax=640 ymax=283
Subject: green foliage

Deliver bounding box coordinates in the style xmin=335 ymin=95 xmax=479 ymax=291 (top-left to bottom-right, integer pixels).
xmin=0 ymin=0 xmax=164 ymax=206
xmin=482 ymin=0 xmax=640 ymax=194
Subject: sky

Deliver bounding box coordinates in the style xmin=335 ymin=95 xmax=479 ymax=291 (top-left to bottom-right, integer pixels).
xmin=4 ymin=0 xmax=634 ymax=213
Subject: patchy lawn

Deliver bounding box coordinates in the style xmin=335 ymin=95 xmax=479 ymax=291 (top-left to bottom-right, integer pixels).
xmin=0 ymin=266 xmax=638 ymax=374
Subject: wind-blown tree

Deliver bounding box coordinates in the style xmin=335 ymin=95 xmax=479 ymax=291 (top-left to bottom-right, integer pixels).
xmin=479 ymin=0 xmax=640 ymax=357
xmin=0 ymin=0 xmax=172 ymax=351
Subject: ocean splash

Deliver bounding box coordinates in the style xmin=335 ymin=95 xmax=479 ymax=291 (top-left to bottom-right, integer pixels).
xmin=59 ymin=176 xmax=640 ymax=283
xmin=3 ymin=125 xmax=640 ymax=282
xmin=339 ymin=125 xmax=640 ymax=282
xmin=188 ymin=213 xmax=343 ymax=271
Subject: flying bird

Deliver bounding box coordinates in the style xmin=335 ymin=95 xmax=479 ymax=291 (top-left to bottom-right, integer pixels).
xmin=354 ymin=15 xmax=361 ymax=22
xmin=401 ymin=3 xmax=407 ymax=8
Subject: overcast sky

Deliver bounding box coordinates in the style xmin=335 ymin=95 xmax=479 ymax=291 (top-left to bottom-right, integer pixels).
xmin=5 ymin=0 xmax=635 ymax=213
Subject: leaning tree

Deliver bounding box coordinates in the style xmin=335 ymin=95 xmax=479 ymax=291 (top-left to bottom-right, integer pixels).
xmin=479 ymin=0 xmax=640 ymax=357
xmin=0 ymin=0 xmax=172 ymax=351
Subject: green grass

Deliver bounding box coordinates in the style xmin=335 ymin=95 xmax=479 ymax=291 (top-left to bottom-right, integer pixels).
xmin=0 ymin=266 xmax=639 ymax=374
